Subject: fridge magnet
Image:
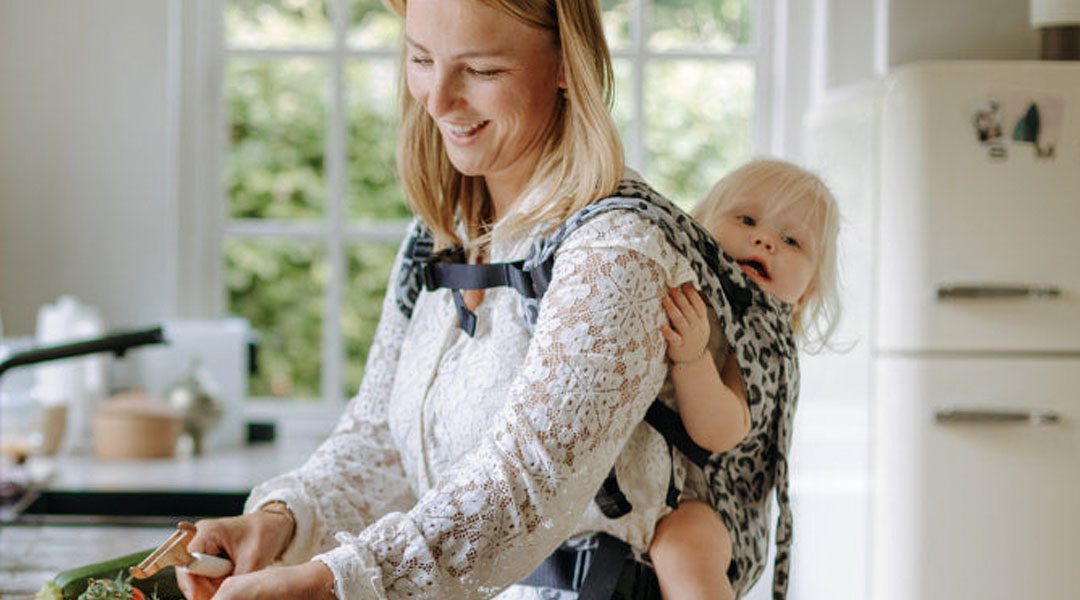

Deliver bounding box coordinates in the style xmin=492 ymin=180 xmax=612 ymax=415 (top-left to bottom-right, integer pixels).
xmin=972 ymin=99 xmax=1006 ymax=159
xmin=991 ymin=90 xmax=1064 ymax=160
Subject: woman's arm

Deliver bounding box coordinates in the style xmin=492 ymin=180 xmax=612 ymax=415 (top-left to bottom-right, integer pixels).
xmin=309 ymin=211 xmax=678 ymax=599
xmin=242 ymin=230 xmax=419 ymax=563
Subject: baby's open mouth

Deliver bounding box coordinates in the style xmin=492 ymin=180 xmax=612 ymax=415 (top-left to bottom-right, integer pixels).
xmin=738 ymin=259 xmax=770 ymax=281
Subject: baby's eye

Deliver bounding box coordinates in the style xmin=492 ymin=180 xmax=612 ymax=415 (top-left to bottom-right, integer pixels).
xmin=738 ymin=215 xmax=756 ymax=226
xmin=782 ymin=236 xmax=800 ymax=248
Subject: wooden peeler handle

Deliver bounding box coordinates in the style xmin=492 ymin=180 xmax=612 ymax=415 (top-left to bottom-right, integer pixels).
xmin=130 ymin=522 xmax=234 ymax=579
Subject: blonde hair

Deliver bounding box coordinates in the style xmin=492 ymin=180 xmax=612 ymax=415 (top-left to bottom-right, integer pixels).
xmin=385 ymin=0 xmax=624 ymax=252
xmin=692 ymin=158 xmax=842 ymax=351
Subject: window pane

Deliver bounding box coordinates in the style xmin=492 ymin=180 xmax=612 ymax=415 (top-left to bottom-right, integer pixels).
xmin=645 ymin=60 xmax=753 ymax=210
xmin=227 ymin=58 xmax=328 ymax=220
xmin=347 ymin=0 xmax=402 ymax=49
xmin=226 ymin=238 xmax=326 ymax=399
xmin=611 ymin=59 xmax=633 ymax=157
xmin=226 ymin=0 xmax=332 ymax=48
xmin=601 ymin=0 xmax=631 ymax=51
xmin=342 ymin=242 xmax=399 ymax=398
xmin=650 ymin=0 xmax=752 ymax=52
xmin=345 ymin=60 xmax=409 ymax=220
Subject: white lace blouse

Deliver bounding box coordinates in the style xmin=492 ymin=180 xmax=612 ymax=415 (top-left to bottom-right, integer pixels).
xmin=245 ymin=205 xmax=710 ymax=599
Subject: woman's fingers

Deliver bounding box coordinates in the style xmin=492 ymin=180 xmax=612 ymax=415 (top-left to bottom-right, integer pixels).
xmin=177 ymin=567 xmax=223 ymax=600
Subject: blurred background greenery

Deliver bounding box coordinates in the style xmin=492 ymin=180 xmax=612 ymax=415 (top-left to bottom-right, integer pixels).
xmin=224 ymin=0 xmax=754 ymax=401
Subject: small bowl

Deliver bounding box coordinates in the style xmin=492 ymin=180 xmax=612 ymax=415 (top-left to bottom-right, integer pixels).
xmin=92 ymin=391 xmax=182 ymax=459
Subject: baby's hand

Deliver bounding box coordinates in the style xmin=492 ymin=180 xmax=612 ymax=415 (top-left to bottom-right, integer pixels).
xmin=660 ymin=283 xmax=710 ymax=364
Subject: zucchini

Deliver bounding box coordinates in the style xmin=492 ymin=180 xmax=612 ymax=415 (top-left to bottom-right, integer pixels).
xmin=39 ymin=548 xmax=183 ymax=600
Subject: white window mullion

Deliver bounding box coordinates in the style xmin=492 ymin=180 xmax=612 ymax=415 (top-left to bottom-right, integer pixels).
xmin=755 ymin=0 xmax=779 ymax=155
xmin=321 ymin=0 xmax=349 ymax=406
xmin=629 ymin=0 xmax=648 ymax=171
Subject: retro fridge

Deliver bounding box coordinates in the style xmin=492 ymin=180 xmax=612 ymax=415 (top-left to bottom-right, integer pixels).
xmin=804 ymin=61 xmax=1080 ymax=600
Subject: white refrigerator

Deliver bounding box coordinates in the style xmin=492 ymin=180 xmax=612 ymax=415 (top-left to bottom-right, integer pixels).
xmin=804 ymin=61 xmax=1080 ymax=599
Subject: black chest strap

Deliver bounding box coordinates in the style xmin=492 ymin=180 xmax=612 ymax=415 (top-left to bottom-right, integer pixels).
xmin=420 ymin=260 xmax=538 ymax=337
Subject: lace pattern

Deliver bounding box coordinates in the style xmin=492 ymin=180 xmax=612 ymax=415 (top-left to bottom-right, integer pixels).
xmin=248 ymin=210 xmax=703 ymax=599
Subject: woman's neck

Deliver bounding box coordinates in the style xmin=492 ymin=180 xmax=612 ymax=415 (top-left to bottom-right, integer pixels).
xmin=484 ymin=177 xmax=523 ymax=223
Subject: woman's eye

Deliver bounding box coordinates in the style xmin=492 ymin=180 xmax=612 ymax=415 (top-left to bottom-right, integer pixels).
xmin=467 ymin=67 xmax=501 ymax=78
xmin=738 ymin=215 xmax=756 ymax=226
xmin=782 ymin=236 xmax=800 ymax=248
xmin=409 ymin=56 xmax=433 ymax=67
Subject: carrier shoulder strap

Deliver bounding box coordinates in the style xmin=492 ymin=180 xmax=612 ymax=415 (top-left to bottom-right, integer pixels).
xmin=393 ymin=178 xmax=799 ymax=598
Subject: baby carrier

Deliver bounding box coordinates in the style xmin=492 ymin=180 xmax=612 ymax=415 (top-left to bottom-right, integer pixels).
xmin=394 ymin=178 xmax=800 ymax=599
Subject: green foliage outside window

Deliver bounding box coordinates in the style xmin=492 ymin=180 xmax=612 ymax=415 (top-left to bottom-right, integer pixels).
xmin=227 ymin=59 xmax=328 ymax=220
xmin=226 ymin=239 xmax=326 ymax=398
xmin=225 ymin=0 xmax=755 ymax=401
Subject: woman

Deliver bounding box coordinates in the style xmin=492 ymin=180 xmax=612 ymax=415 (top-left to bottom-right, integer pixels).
xmin=178 ymin=0 xmax=718 ymax=598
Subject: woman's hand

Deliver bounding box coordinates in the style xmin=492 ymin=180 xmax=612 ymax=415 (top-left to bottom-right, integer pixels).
xmin=176 ymin=507 xmax=296 ymax=600
xmin=660 ymin=283 xmax=710 ymax=365
xmin=201 ymin=561 xmax=337 ymax=600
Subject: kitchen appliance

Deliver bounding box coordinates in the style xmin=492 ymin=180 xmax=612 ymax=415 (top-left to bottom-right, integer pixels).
xmin=804 ymin=61 xmax=1079 ymax=600
xmin=0 ymin=327 xmax=166 ymax=514
xmin=133 ymin=318 xmax=251 ymax=452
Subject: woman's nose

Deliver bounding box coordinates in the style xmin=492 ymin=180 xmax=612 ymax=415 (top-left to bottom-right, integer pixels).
xmin=427 ymin=70 xmax=462 ymax=117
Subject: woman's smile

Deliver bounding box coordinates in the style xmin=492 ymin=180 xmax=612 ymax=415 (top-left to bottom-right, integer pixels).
xmin=441 ymin=119 xmax=490 ymax=143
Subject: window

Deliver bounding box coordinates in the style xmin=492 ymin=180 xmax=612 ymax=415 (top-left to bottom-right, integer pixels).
xmin=218 ymin=0 xmax=773 ymax=406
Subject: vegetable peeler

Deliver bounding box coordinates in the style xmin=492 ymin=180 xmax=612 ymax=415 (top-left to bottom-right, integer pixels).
xmin=130 ymin=522 xmax=234 ymax=579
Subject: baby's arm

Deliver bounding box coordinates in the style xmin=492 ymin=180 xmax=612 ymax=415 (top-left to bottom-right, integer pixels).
xmin=661 ymin=283 xmax=751 ymax=453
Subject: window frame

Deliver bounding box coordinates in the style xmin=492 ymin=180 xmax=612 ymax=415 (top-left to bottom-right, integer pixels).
xmin=178 ymin=0 xmax=786 ymax=425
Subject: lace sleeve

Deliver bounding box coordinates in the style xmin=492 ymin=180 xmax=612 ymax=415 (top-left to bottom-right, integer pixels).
xmin=244 ymin=233 xmax=418 ymax=564
xmin=314 ymin=213 xmax=679 ymax=599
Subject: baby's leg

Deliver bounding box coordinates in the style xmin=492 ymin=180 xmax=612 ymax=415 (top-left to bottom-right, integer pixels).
xmin=649 ymin=500 xmax=734 ymax=600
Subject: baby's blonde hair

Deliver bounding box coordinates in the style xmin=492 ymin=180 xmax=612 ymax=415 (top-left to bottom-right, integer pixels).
xmin=691 ymin=158 xmax=841 ymax=352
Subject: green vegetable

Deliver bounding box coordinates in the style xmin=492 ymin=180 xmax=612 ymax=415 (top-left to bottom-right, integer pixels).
xmin=35 ymin=581 xmax=63 ymax=600
xmin=38 ymin=548 xmax=182 ymax=600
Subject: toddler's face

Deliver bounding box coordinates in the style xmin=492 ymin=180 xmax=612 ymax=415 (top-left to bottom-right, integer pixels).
xmin=707 ymin=186 xmax=823 ymax=306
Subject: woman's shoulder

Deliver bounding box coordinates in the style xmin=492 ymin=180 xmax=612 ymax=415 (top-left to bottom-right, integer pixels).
xmin=556 ymin=176 xmax=695 ymax=282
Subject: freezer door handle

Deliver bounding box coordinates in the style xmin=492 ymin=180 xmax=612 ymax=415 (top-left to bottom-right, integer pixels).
xmin=936 ymin=283 xmax=1061 ymax=300
xmin=934 ymin=407 xmax=1061 ymax=426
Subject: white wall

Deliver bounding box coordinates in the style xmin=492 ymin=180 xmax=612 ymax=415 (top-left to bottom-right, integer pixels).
xmin=0 ymin=0 xmax=175 ymax=336
xmin=888 ymin=0 xmax=1039 ymax=66
xmin=0 ymin=0 xmax=1046 ymax=337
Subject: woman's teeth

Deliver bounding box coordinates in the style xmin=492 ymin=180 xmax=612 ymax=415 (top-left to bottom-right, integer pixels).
xmin=447 ymin=121 xmax=488 ymax=136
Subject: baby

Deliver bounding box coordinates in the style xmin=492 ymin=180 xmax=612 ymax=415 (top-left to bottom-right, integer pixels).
xmin=650 ymin=158 xmax=841 ymax=599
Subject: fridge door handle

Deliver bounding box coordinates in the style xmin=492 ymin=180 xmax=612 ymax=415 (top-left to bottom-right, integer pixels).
xmin=934 ymin=407 xmax=1061 ymax=426
xmin=935 ymin=283 xmax=1061 ymax=300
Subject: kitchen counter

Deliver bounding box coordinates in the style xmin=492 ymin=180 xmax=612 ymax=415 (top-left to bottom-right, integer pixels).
xmin=0 ymin=524 xmax=173 ymax=600
xmin=4 ymin=438 xmax=321 ymax=524
xmin=0 ymin=440 xmax=324 ymax=598
xmin=42 ymin=438 xmax=319 ymax=493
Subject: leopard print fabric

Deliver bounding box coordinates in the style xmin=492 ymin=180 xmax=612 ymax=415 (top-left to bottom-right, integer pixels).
xmin=396 ymin=178 xmax=800 ymax=598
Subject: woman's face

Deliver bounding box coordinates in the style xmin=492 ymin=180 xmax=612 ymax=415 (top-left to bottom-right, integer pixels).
xmin=404 ymin=0 xmax=564 ymax=201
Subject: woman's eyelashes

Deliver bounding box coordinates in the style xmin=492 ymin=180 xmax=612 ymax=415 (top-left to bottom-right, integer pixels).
xmin=466 ymin=66 xmax=503 ymax=78
xmin=407 ymin=55 xmax=503 ymax=78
